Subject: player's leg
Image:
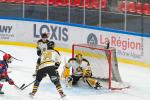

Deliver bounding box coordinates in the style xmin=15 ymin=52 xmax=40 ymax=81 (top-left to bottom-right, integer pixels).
xmin=66 ymin=75 xmax=82 ymax=87
xmin=0 ymin=83 xmax=4 ymax=94
xmin=72 ymin=75 xmax=82 ymax=85
xmin=66 ymin=76 xmax=73 ymax=87
xmin=29 ymin=69 xmax=45 ymax=96
xmin=33 ymin=57 xmax=41 ymax=76
xmin=85 ymin=77 xmax=101 ymax=89
xmin=47 ymin=66 xmax=66 ymax=98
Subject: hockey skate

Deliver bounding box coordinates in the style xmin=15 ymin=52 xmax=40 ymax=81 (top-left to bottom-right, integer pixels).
xmin=59 ymin=91 xmax=66 ymax=98
xmin=29 ymin=92 xmax=35 ymax=97
xmin=0 ymin=88 xmax=4 ymax=94
xmin=32 ymin=73 xmax=36 ymax=77
xmin=0 ymin=91 xmax=4 ymax=94
xmin=94 ymin=82 xmax=102 ymax=90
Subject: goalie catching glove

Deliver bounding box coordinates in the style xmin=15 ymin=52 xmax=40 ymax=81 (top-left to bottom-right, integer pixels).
xmin=83 ymin=69 xmax=92 ymax=77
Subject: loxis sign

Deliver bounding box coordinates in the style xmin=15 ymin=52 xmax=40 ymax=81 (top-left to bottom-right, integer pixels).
xmin=33 ymin=24 xmax=68 ymax=42
xmin=87 ymin=32 xmax=143 ymax=59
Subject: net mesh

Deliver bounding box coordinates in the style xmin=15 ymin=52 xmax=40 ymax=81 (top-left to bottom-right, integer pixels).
xmin=73 ymin=44 xmax=111 ymax=79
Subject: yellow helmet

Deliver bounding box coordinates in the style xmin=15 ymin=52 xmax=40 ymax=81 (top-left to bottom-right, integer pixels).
xmin=75 ymin=53 xmax=83 ymax=61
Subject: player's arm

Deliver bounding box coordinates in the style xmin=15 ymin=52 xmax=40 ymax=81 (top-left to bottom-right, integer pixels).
xmin=65 ymin=58 xmax=75 ymax=68
xmin=61 ymin=58 xmax=75 ymax=78
xmin=1 ymin=66 xmax=14 ymax=85
xmin=36 ymin=40 xmax=42 ymax=56
xmin=54 ymin=50 xmax=61 ymax=69
xmin=0 ymin=66 xmax=4 ymax=73
xmin=83 ymin=59 xmax=92 ymax=77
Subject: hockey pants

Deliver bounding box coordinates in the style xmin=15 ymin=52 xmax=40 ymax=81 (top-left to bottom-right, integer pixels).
xmin=31 ymin=66 xmax=63 ymax=94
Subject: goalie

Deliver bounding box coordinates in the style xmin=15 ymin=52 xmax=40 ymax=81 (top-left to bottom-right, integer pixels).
xmin=62 ymin=53 xmax=101 ymax=89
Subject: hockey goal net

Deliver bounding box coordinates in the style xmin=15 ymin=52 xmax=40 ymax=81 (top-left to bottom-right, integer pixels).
xmin=72 ymin=44 xmax=129 ymax=90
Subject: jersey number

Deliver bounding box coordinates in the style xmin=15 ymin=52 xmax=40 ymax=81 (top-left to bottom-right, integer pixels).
xmin=43 ymin=51 xmax=52 ymax=61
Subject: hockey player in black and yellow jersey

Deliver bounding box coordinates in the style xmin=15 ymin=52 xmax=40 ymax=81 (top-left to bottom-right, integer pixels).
xmin=62 ymin=53 xmax=101 ymax=90
xmin=29 ymin=41 xmax=66 ymax=98
xmin=33 ymin=33 xmax=50 ymax=76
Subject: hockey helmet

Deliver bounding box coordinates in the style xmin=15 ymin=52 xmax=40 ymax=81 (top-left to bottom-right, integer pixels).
xmin=41 ymin=33 xmax=48 ymax=38
xmin=75 ymin=53 xmax=83 ymax=61
xmin=47 ymin=41 xmax=55 ymax=49
xmin=3 ymin=53 xmax=12 ymax=61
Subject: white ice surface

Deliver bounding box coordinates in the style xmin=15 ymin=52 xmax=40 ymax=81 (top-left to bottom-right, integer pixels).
xmin=0 ymin=45 xmax=150 ymax=100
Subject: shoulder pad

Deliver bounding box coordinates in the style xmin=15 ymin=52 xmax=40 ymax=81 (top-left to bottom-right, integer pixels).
xmin=68 ymin=58 xmax=76 ymax=63
xmin=83 ymin=59 xmax=90 ymax=65
xmin=46 ymin=40 xmax=50 ymax=43
xmin=54 ymin=50 xmax=60 ymax=55
xmin=43 ymin=40 xmax=49 ymax=44
xmin=37 ymin=39 xmax=49 ymax=43
xmin=37 ymin=39 xmax=43 ymax=43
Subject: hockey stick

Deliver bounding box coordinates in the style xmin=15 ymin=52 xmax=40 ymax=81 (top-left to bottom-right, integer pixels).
xmin=14 ymin=84 xmax=25 ymax=90
xmin=61 ymin=57 xmax=67 ymax=79
xmin=106 ymin=39 xmax=110 ymax=49
xmin=0 ymin=49 xmax=23 ymax=62
xmin=20 ymin=80 xmax=36 ymax=90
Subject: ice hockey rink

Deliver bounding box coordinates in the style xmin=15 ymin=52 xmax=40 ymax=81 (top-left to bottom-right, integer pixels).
xmin=0 ymin=45 xmax=150 ymax=100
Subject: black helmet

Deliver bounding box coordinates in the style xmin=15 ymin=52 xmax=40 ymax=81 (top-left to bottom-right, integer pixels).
xmin=47 ymin=41 xmax=55 ymax=49
xmin=41 ymin=33 xmax=48 ymax=38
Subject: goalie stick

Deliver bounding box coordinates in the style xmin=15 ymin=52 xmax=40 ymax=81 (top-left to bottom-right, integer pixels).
xmin=61 ymin=57 xmax=67 ymax=78
xmin=0 ymin=49 xmax=23 ymax=62
xmin=106 ymin=39 xmax=110 ymax=49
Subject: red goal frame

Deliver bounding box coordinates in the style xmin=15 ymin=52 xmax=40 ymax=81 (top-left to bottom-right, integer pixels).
xmin=72 ymin=44 xmax=129 ymax=90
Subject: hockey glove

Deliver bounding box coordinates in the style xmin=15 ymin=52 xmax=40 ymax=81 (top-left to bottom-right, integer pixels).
xmin=8 ymin=79 xmax=14 ymax=85
xmin=76 ymin=66 xmax=83 ymax=72
xmin=55 ymin=62 xmax=60 ymax=69
xmin=37 ymin=49 xmax=42 ymax=56
xmin=83 ymin=69 xmax=92 ymax=77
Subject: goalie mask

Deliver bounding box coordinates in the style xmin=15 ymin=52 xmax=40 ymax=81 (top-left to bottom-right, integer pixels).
xmin=3 ymin=53 xmax=13 ymax=63
xmin=75 ymin=53 xmax=83 ymax=63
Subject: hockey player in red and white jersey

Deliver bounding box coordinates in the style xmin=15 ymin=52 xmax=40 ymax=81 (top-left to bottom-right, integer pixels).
xmin=62 ymin=53 xmax=101 ymax=89
xmin=0 ymin=54 xmax=15 ymax=94
xmin=29 ymin=41 xmax=66 ymax=98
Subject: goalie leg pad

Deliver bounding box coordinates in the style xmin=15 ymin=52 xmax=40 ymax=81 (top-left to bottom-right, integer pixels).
xmin=66 ymin=76 xmax=73 ymax=87
xmin=85 ymin=77 xmax=100 ymax=89
xmin=62 ymin=67 xmax=70 ymax=78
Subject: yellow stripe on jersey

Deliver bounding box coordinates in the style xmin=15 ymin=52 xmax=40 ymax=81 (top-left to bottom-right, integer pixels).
xmin=38 ymin=61 xmax=55 ymax=70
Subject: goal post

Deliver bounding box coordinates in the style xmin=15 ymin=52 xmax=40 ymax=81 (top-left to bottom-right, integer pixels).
xmin=72 ymin=44 xmax=128 ymax=90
